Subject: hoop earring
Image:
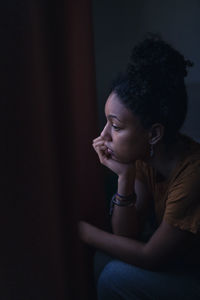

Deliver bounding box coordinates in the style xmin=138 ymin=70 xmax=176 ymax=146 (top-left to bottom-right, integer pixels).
xmin=150 ymin=144 xmax=154 ymax=157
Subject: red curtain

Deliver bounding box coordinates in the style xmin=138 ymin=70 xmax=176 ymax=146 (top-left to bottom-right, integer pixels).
xmin=1 ymin=1 xmax=106 ymax=299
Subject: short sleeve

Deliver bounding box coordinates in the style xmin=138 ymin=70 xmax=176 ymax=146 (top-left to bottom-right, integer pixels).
xmin=164 ymin=161 xmax=200 ymax=234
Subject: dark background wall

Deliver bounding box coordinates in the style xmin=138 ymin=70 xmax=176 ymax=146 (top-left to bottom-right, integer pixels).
xmin=92 ymin=0 xmax=200 ymax=141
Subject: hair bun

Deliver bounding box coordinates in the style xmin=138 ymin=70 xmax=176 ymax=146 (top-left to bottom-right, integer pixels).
xmin=128 ymin=33 xmax=194 ymax=81
xmin=184 ymin=59 xmax=194 ymax=77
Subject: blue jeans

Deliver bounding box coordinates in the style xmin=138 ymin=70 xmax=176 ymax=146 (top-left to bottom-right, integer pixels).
xmin=94 ymin=251 xmax=200 ymax=300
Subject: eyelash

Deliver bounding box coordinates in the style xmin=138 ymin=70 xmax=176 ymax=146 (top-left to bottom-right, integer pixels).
xmin=111 ymin=124 xmax=120 ymax=131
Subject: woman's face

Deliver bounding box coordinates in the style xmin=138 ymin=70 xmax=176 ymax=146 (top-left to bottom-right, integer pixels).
xmin=101 ymin=92 xmax=150 ymax=163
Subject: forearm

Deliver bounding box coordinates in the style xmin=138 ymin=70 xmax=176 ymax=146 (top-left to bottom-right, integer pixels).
xmin=111 ymin=175 xmax=140 ymax=238
xmin=79 ymin=218 xmax=188 ymax=271
xmin=111 ymin=205 xmax=140 ymax=238
xmin=80 ymin=222 xmax=151 ymax=269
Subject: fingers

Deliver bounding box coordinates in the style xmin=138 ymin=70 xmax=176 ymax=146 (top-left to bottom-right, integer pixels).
xmin=93 ymin=142 xmax=109 ymax=164
xmin=94 ymin=144 xmax=108 ymax=163
xmin=92 ymin=135 xmax=111 ymax=165
xmin=92 ymin=136 xmax=105 ymax=152
xmin=93 ymin=141 xmax=105 ymax=150
xmin=93 ymin=136 xmax=104 ymax=144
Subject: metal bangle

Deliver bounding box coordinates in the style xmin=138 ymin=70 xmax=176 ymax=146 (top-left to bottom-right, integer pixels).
xmin=116 ymin=191 xmax=136 ymax=201
xmin=109 ymin=193 xmax=136 ymax=216
xmin=112 ymin=197 xmax=134 ymax=207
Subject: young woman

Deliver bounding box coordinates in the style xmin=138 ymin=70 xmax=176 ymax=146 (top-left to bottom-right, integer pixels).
xmin=79 ymin=35 xmax=200 ymax=299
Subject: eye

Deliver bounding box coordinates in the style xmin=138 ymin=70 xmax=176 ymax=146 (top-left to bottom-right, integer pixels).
xmin=111 ymin=124 xmax=121 ymax=131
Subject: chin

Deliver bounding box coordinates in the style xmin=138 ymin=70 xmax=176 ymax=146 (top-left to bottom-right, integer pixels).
xmin=119 ymin=157 xmax=134 ymax=164
xmin=111 ymin=155 xmax=121 ymax=162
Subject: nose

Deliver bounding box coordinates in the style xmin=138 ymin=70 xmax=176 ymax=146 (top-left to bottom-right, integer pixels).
xmin=100 ymin=122 xmax=111 ymax=141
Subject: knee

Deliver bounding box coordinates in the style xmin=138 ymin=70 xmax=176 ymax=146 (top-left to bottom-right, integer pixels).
xmin=97 ymin=261 xmax=121 ymax=300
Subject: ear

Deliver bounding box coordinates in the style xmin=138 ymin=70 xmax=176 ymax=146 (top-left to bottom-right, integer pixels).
xmin=148 ymin=123 xmax=164 ymax=145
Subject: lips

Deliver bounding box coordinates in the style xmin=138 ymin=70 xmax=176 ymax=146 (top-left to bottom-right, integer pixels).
xmin=107 ymin=148 xmax=113 ymax=154
xmin=105 ymin=146 xmax=118 ymax=161
xmin=105 ymin=145 xmax=114 ymax=154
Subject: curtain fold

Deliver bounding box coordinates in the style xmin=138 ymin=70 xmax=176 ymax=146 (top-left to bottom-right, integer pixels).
xmin=1 ymin=1 xmax=106 ymax=299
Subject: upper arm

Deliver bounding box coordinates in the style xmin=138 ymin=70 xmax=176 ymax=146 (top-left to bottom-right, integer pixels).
xmin=143 ymin=219 xmax=193 ymax=270
xmin=134 ymin=179 xmax=193 ymax=270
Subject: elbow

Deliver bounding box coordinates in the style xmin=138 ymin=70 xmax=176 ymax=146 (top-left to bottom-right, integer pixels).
xmin=140 ymin=259 xmax=161 ymax=271
xmin=140 ymin=248 xmax=167 ymax=271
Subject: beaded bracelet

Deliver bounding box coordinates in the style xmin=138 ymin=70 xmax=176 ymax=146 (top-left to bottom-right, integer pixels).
xmin=112 ymin=197 xmax=134 ymax=207
xmin=116 ymin=191 xmax=136 ymax=201
xmin=109 ymin=192 xmax=137 ymax=216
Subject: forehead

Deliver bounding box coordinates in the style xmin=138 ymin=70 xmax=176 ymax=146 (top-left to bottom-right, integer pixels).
xmin=105 ymin=93 xmax=141 ymax=126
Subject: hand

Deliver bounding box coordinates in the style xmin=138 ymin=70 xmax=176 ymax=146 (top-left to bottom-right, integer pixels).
xmin=92 ymin=136 xmax=135 ymax=177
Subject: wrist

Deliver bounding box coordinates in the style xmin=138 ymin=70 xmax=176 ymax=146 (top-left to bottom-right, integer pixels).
xmin=109 ymin=191 xmax=137 ymax=216
xmin=118 ymin=174 xmax=135 ymax=196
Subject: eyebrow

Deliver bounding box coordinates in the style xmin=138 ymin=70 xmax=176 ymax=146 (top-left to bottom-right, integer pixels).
xmin=107 ymin=114 xmax=123 ymax=123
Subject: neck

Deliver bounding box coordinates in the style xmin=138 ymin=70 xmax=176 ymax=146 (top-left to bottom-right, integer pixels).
xmin=147 ymin=135 xmax=185 ymax=180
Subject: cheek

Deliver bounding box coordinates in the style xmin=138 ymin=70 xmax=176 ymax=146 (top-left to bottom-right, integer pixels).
xmin=113 ymin=135 xmax=136 ymax=157
xmin=114 ymin=133 xmax=148 ymax=161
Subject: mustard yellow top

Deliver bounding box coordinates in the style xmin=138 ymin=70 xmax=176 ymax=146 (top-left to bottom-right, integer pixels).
xmin=136 ymin=135 xmax=200 ymax=235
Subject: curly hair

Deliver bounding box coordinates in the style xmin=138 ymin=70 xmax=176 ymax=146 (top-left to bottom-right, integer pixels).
xmin=110 ymin=33 xmax=193 ymax=144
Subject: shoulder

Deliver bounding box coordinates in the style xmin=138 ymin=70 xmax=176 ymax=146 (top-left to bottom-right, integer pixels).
xmin=169 ymin=134 xmax=200 ymax=186
xmin=165 ymin=154 xmax=200 ymax=234
xmin=169 ymin=139 xmax=200 ymax=193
